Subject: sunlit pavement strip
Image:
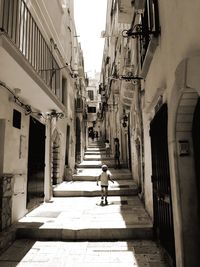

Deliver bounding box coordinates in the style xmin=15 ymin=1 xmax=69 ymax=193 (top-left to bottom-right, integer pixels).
xmin=75 ymin=168 xmax=132 ymax=174
xmin=78 ymin=160 xmax=105 ymax=166
xmin=0 ymin=240 xmax=169 ymax=267
xmin=73 ymin=168 xmax=132 ymax=181
xmin=17 ymin=196 xmax=152 ymax=230
xmin=53 ymin=180 xmax=137 ymax=191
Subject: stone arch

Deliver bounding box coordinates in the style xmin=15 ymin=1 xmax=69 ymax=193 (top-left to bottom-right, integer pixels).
xmin=168 ymin=55 xmax=200 ymax=267
xmin=51 ymin=129 xmax=61 ymax=185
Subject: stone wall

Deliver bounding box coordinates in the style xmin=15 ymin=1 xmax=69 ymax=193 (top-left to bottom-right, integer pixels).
xmin=0 ymin=174 xmax=13 ymax=231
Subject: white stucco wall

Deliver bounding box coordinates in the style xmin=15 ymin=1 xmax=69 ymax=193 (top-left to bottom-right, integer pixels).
xmin=0 ymin=0 xmax=77 ymax=222
xmin=142 ymin=1 xmax=200 ymax=266
xmin=0 ymin=87 xmax=29 ymax=221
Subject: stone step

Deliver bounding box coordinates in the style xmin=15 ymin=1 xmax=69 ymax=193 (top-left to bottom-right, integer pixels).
xmin=15 ymin=196 xmax=153 ymax=241
xmin=85 ymin=149 xmax=106 ymax=152
xmin=84 ymin=151 xmax=106 ymax=155
xmin=83 ymin=155 xmax=114 ymax=161
xmin=53 ymin=180 xmax=138 ymax=197
xmin=73 ymin=174 xmax=132 ymax=181
xmin=72 ymin=168 xmax=133 ymax=181
xmin=87 ymin=142 xmax=104 ymax=146
xmin=16 ymin=226 xmax=153 ymax=241
xmin=77 ymin=161 xmax=127 ymax=169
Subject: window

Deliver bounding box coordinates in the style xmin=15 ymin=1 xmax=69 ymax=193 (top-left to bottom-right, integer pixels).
xmin=88 ymin=107 xmax=96 ymax=113
xmin=139 ymin=0 xmax=160 ymax=67
xmin=62 ymin=77 xmax=67 ymax=105
xmin=13 ymin=109 xmax=21 ymax=129
xmin=88 ymin=90 xmax=94 ymax=100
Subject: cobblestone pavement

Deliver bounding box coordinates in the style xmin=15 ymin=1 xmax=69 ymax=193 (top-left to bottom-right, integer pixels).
xmin=0 ymin=239 xmax=169 ymax=267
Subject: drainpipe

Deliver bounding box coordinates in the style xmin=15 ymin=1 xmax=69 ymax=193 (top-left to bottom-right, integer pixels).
xmin=135 ymin=83 xmax=145 ymax=199
xmin=44 ymin=118 xmax=52 ymax=202
xmin=104 ymin=108 xmax=107 ymax=141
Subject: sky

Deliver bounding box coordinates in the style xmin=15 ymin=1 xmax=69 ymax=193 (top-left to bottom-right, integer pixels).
xmin=74 ymin=0 xmax=107 ymax=77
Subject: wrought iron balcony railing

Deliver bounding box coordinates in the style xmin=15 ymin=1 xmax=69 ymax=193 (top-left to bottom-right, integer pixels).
xmin=0 ymin=0 xmax=60 ymax=98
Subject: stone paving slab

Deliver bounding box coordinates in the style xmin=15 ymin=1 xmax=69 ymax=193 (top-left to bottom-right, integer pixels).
xmin=86 ymin=147 xmax=105 ymax=151
xmin=73 ymin=168 xmax=132 ymax=180
xmin=0 ymin=239 xmax=170 ymax=267
xmin=84 ymin=150 xmax=106 ymax=157
xmin=17 ymin=196 xmax=151 ymax=229
xmin=77 ymin=161 xmax=127 ymax=168
xmin=15 ymin=196 xmax=152 ymax=240
xmin=73 ymin=175 xmax=132 ymax=181
xmin=84 ymin=155 xmax=114 ymax=160
xmin=53 ymin=180 xmax=138 ymax=197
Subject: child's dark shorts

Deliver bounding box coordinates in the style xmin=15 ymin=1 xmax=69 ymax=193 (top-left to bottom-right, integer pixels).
xmin=101 ymin=185 xmax=108 ymax=189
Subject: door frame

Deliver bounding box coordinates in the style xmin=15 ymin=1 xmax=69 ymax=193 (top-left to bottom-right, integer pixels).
xmin=150 ymin=104 xmax=176 ymax=265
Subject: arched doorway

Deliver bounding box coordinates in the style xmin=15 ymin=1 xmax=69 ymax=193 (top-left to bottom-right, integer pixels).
xmin=174 ymin=88 xmax=200 ymax=267
xmin=168 ymin=55 xmax=200 ymax=266
xmin=192 ymin=98 xmax=200 ymax=210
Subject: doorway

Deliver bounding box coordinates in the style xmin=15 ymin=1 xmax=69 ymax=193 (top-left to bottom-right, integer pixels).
xmin=192 ymin=97 xmax=200 ymax=220
xmin=75 ymin=117 xmax=81 ymax=163
xmin=65 ymin=125 xmax=70 ymax=166
xmin=150 ymin=104 xmax=176 ymax=266
xmin=27 ymin=117 xmax=45 ymax=210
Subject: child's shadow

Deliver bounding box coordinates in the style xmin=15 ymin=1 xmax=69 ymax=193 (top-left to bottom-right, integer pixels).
xmin=96 ymin=202 xmax=114 ymax=206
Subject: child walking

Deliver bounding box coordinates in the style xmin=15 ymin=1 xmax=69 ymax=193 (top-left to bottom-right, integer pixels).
xmin=97 ymin=164 xmax=114 ymax=205
xmin=105 ymin=139 xmax=110 ymax=157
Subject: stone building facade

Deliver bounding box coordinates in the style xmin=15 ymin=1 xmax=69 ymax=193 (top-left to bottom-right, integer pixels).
xmin=74 ymin=41 xmax=88 ymax=164
xmin=101 ymin=0 xmax=200 ymax=266
xmin=86 ymin=73 xmax=102 ymax=143
xmin=0 ymin=0 xmax=85 ymax=227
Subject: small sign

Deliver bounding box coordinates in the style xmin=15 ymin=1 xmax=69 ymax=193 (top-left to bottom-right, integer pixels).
xmin=178 ymin=140 xmax=190 ymax=156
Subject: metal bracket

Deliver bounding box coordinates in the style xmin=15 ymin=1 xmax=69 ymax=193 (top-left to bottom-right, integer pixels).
xmin=122 ymin=24 xmax=160 ymax=38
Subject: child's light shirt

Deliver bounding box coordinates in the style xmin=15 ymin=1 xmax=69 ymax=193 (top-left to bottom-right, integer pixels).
xmin=99 ymin=170 xmax=111 ymax=186
xmin=105 ymin=143 xmax=110 ymax=148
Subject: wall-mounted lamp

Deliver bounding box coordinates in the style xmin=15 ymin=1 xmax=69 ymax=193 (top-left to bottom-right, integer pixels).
xmin=108 ymin=72 xmax=143 ymax=83
xmin=120 ymin=75 xmax=143 ymax=82
xmin=122 ymin=114 xmax=128 ymax=128
xmin=122 ymin=24 xmax=143 ymax=38
xmin=46 ymin=110 xmax=65 ymax=120
xmin=122 ymin=23 xmax=160 ymax=39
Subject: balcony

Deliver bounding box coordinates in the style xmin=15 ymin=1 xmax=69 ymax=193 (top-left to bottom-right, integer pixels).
xmin=0 ymin=0 xmax=64 ymax=112
xmin=123 ymin=0 xmax=160 ymax=79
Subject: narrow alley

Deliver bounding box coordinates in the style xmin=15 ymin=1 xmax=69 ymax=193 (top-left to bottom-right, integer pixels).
xmin=0 ymin=140 xmax=169 ymax=267
xmin=1 ymin=0 xmax=200 ymax=266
